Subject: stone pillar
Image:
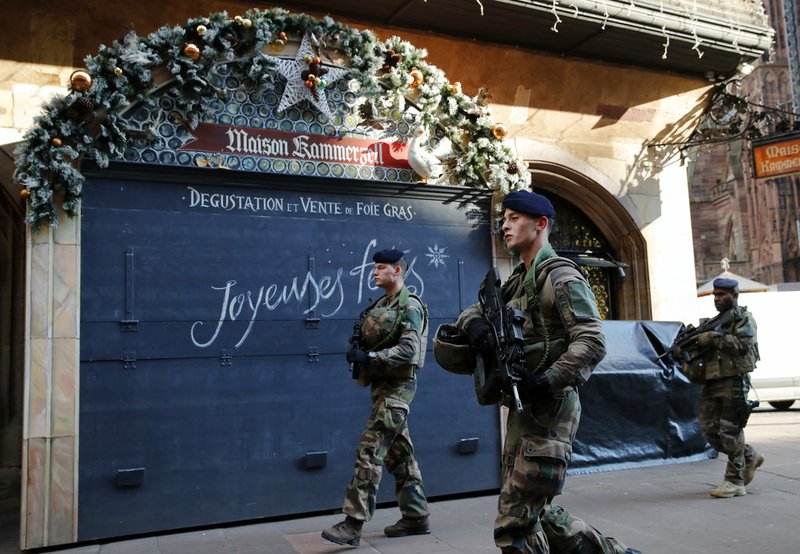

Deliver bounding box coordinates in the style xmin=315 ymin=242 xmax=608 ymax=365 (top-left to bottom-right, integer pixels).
xmin=20 ymin=209 xmax=80 ymax=549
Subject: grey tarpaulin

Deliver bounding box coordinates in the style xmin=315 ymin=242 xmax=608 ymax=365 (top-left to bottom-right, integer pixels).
xmin=570 ymin=320 xmax=714 ymax=473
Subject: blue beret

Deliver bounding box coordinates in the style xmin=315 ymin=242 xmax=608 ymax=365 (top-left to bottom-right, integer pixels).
xmin=373 ymin=249 xmax=405 ymax=264
xmin=713 ymin=277 xmax=739 ymax=292
xmin=502 ymin=191 xmax=555 ymax=218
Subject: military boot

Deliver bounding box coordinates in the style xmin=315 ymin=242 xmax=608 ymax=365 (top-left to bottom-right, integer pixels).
xmin=744 ymin=451 xmax=765 ymax=485
xmin=322 ymin=517 xmax=363 ymax=546
xmin=709 ymin=481 xmax=746 ymax=498
xmin=384 ymin=515 xmax=430 ymax=537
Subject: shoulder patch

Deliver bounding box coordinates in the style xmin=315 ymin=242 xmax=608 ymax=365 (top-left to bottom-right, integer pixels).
xmin=404 ymin=299 xmax=425 ymax=331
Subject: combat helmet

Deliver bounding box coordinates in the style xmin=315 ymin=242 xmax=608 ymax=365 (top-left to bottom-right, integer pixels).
xmin=432 ymin=323 xmax=476 ymax=375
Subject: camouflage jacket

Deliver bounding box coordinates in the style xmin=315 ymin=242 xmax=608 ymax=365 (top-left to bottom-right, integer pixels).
xmin=696 ymin=305 xmax=758 ymax=380
xmin=458 ymin=244 xmax=605 ymax=390
xmin=360 ymin=287 xmax=428 ymax=380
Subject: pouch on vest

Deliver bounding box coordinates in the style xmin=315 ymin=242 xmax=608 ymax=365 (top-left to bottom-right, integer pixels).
xmin=355 ymin=365 xmax=373 ymax=387
xmin=680 ymin=357 xmax=706 ymax=384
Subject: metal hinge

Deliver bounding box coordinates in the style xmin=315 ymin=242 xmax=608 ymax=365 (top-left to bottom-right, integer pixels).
xmin=220 ymin=349 xmax=232 ymax=367
xmin=122 ymin=351 xmax=136 ymax=370
xmin=307 ymin=347 xmax=320 ymax=363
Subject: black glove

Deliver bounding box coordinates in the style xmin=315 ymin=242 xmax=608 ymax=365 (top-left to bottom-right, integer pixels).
xmin=466 ymin=318 xmax=496 ymax=357
xmin=346 ymin=347 xmax=369 ymax=364
xmin=520 ymin=372 xmax=553 ymax=401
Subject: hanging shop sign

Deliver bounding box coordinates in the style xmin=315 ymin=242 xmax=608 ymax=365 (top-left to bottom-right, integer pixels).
xmin=751 ymin=132 xmax=800 ymax=179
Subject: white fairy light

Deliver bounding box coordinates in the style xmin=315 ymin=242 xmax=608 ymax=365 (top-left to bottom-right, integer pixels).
xmin=729 ymin=10 xmax=743 ymax=54
xmin=692 ymin=32 xmax=705 ymax=58
xmin=551 ymin=0 xmax=562 ymax=32
xmin=687 ymin=0 xmax=704 ymax=59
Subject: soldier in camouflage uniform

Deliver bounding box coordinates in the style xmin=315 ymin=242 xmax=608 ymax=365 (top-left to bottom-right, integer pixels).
xmin=322 ymin=248 xmax=430 ymax=547
xmin=684 ymin=277 xmax=763 ymax=498
xmin=457 ymin=191 xmax=640 ymax=554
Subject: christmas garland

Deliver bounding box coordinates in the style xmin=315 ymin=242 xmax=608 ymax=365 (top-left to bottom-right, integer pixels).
xmin=14 ymin=7 xmax=530 ymax=228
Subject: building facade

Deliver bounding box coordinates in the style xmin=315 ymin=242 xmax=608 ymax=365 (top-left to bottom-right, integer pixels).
xmin=689 ymin=0 xmax=800 ymax=285
xmin=0 ymin=0 xmax=773 ymax=548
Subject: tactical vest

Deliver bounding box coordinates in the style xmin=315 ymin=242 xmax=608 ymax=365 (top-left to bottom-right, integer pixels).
xmin=697 ymin=306 xmax=759 ymax=381
xmin=359 ymin=286 xmax=429 ymax=368
xmin=506 ymin=256 xmax=588 ymax=382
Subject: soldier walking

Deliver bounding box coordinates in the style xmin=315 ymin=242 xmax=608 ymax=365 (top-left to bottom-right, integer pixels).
xmin=679 ymin=277 xmax=764 ymax=498
xmin=439 ymin=190 xmax=640 ymax=553
xmin=321 ymin=248 xmax=430 ymax=547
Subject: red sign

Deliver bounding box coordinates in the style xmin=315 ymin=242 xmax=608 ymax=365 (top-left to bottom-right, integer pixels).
xmin=179 ymin=123 xmax=411 ymax=169
xmin=752 ymin=133 xmax=800 ymax=179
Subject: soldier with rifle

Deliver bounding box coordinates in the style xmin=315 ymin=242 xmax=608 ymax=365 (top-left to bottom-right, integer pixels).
xmin=322 ymin=248 xmax=430 ymax=547
xmin=436 ymin=190 xmax=640 ymax=554
xmin=672 ymin=277 xmax=763 ymax=498
xmin=657 ymin=307 xmax=737 ymax=383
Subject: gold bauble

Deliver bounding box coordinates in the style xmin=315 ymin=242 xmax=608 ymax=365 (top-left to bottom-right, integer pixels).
xmin=409 ymin=68 xmax=424 ymax=88
xmin=20 ymin=188 xmax=30 ymax=199
xmin=183 ymin=43 xmax=201 ymax=61
xmin=69 ymin=70 xmax=93 ymax=92
xmin=450 ymin=81 xmax=462 ymax=95
xmin=234 ymin=15 xmax=243 ymax=24
xmin=196 ymin=24 xmax=207 ymax=36
xmin=492 ymin=123 xmax=508 ymax=140
xmin=113 ymin=66 xmax=123 ymax=77
xmin=242 ymin=18 xmax=252 ymax=28
xmin=51 ymin=137 xmax=63 ymax=147
xmin=271 ymin=39 xmax=286 ymax=53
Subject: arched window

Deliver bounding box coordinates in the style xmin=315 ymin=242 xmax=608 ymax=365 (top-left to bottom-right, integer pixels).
xmin=548 ymin=193 xmax=618 ymax=320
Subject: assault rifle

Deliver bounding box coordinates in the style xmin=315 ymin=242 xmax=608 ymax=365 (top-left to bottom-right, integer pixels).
xmin=658 ymin=308 xmax=737 ymax=364
xmin=477 ymin=267 xmax=527 ymax=413
xmin=348 ymin=322 xmax=362 ymax=381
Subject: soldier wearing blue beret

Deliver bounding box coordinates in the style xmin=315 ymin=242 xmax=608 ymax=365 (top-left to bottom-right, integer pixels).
xmin=323 ymin=248 xmax=430 ymax=546
xmin=713 ymin=277 xmax=740 ymax=293
xmin=372 ymin=248 xmax=407 ymax=267
xmin=686 ymin=276 xmax=763 ymax=498
xmin=450 ymin=190 xmax=641 ymax=554
xmin=502 ymin=190 xmax=556 ymax=219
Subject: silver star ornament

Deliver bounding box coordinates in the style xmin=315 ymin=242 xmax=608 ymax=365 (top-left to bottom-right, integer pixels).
xmin=262 ymin=32 xmax=350 ymax=120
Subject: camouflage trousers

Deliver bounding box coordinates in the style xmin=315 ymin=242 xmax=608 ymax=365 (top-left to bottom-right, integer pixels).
xmin=342 ymin=376 xmax=429 ymax=522
xmin=495 ymin=388 xmax=630 ymax=554
xmin=699 ymin=376 xmax=756 ymax=486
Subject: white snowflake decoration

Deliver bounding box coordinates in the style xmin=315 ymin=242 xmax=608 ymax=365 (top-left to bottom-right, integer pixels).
xmin=425 ymin=243 xmax=450 ymax=268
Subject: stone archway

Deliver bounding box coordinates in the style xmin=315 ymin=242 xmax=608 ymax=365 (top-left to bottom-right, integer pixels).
xmin=530 ymin=161 xmax=651 ymax=321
